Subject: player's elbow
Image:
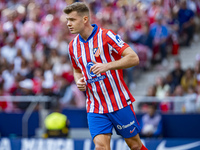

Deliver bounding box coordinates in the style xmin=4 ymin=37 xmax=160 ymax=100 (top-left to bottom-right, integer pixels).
xmin=130 ymin=55 xmax=139 ymax=67
xmin=135 ymin=56 xmax=140 ymax=66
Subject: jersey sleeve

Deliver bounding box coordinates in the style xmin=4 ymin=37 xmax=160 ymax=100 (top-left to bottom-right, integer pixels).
xmin=106 ymin=30 xmax=129 ymax=55
xmin=68 ymin=41 xmax=80 ymax=70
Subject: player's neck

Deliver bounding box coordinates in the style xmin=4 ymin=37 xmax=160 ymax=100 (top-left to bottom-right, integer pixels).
xmin=79 ymin=24 xmax=94 ymax=41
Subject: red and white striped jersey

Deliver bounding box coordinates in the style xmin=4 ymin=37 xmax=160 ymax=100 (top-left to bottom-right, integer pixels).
xmin=68 ymin=24 xmax=135 ymax=114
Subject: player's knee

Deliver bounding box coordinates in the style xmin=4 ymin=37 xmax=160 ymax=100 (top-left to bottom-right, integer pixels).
xmin=131 ymin=146 xmax=140 ymax=150
xmin=128 ymin=142 xmax=142 ymax=150
xmin=95 ymin=145 xmax=106 ymax=150
xmin=95 ymin=142 xmax=111 ymax=150
xmin=94 ymin=141 xmax=108 ymax=150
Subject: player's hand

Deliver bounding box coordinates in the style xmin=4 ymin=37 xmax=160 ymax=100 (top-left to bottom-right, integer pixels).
xmin=90 ymin=60 xmax=109 ymax=75
xmin=77 ymin=77 xmax=86 ymax=91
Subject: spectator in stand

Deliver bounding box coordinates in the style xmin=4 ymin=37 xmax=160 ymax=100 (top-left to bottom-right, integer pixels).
xmin=155 ymin=76 xmax=170 ymax=99
xmin=32 ymin=68 xmax=43 ymax=95
xmin=42 ymin=61 xmax=54 ymax=89
xmin=41 ymin=80 xmax=57 ymax=110
xmin=149 ymin=13 xmax=169 ymax=65
xmin=196 ymin=86 xmax=200 ymax=112
xmin=140 ymin=103 xmax=162 ymax=138
xmin=159 ymin=89 xmax=173 ymax=113
xmin=172 ymin=85 xmax=185 ymax=113
xmin=184 ymin=86 xmax=197 ymax=113
xmin=18 ymin=57 xmax=30 ymax=77
xmin=1 ymin=63 xmax=15 ymax=92
xmin=178 ymin=1 xmax=195 ymax=46
xmin=159 ymin=74 xmax=174 ymax=113
xmin=148 ymin=1 xmax=161 ymax=25
xmin=147 ymin=85 xmax=157 ymax=97
xmin=1 ymin=35 xmax=17 ymax=64
xmin=166 ymin=11 xmax=180 ymax=55
xmin=165 ymin=73 xmax=174 ymax=94
xmin=173 ymin=85 xmax=185 ymax=97
xmin=58 ymin=76 xmax=73 ymax=107
xmin=15 ymin=32 xmax=33 ymax=61
xmin=139 ymin=85 xmax=157 ymax=113
xmin=13 ymin=49 xmax=23 ymax=75
xmin=187 ymin=0 xmax=197 ymax=13
xmin=128 ymin=15 xmax=143 ymax=43
xmin=49 ymin=49 xmax=60 ymax=66
xmin=153 ymin=75 xmax=172 ymax=112
xmin=0 ymin=86 xmax=13 ymax=112
xmin=16 ymin=79 xmax=34 ymax=111
xmin=194 ymin=63 xmax=200 ymax=85
xmin=194 ymin=54 xmax=200 ymax=86
xmin=170 ymin=59 xmax=185 ymax=92
xmin=138 ymin=22 xmax=153 ymax=50
xmin=52 ymin=55 xmax=72 ymax=76
xmin=56 ymin=33 xmax=69 ymax=56
xmin=181 ymin=68 xmax=197 ymax=93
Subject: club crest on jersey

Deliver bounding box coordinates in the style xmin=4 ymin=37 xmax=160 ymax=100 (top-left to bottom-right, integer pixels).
xmin=116 ymin=34 xmax=124 ymax=46
xmin=93 ymin=47 xmax=101 ymax=57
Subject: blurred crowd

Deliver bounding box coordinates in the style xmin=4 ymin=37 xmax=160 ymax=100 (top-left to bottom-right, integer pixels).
xmin=0 ymin=0 xmax=200 ymax=112
xmin=140 ymin=55 xmax=200 ymax=113
xmin=88 ymin=0 xmax=200 ymax=64
xmin=0 ymin=0 xmax=86 ymax=112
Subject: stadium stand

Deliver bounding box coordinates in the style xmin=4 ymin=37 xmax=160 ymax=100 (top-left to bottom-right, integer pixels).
xmin=0 ymin=0 xmax=200 ymax=111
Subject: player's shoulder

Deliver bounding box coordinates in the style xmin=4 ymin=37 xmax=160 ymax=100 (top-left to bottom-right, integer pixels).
xmin=100 ymin=28 xmax=118 ymax=41
xmin=100 ymin=27 xmax=109 ymax=32
xmin=100 ymin=27 xmax=115 ymax=35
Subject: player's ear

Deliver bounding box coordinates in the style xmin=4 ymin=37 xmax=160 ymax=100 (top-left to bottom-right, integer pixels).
xmin=83 ymin=16 xmax=89 ymax=23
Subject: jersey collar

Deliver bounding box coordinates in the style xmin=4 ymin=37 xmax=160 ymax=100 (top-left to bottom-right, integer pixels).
xmin=79 ymin=24 xmax=98 ymax=43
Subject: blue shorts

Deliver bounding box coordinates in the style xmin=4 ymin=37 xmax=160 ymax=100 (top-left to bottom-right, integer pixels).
xmin=87 ymin=104 xmax=141 ymax=139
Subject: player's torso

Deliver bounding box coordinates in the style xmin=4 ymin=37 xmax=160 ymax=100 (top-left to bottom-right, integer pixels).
xmin=72 ymin=28 xmax=121 ymax=89
xmin=70 ymin=26 xmax=133 ymax=113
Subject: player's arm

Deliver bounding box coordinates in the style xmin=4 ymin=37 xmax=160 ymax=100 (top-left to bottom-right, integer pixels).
xmin=90 ymin=47 xmax=139 ymax=75
xmin=68 ymin=45 xmax=86 ymax=91
xmin=108 ymin=46 xmax=139 ymax=70
xmin=73 ymin=68 xmax=86 ymax=91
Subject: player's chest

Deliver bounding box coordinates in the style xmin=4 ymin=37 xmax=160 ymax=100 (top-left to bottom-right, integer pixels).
xmin=74 ymin=40 xmax=108 ymax=67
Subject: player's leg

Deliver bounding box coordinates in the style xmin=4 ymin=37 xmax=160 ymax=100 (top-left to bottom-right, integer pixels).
xmin=93 ymin=133 xmax=112 ymax=150
xmin=87 ymin=113 xmax=113 ymax=150
xmin=108 ymin=104 xmax=148 ymax=150
xmin=124 ymin=134 xmax=147 ymax=150
xmin=123 ymin=105 xmax=148 ymax=150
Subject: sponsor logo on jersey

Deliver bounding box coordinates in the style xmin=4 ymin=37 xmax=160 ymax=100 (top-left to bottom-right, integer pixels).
xmin=117 ymin=120 xmax=135 ymax=130
xmin=87 ymin=75 xmax=106 ymax=83
xmin=130 ymin=127 xmax=136 ymax=134
xmin=116 ymin=34 xmax=124 ymax=46
xmin=117 ymin=125 xmax=122 ymax=130
xmin=86 ymin=62 xmax=96 ymax=77
xmin=86 ymin=62 xmax=106 ymax=83
xmin=77 ymin=56 xmax=82 ymax=60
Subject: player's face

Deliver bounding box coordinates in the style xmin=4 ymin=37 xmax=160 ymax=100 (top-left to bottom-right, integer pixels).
xmin=66 ymin=11 xmax=84 ymax=34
